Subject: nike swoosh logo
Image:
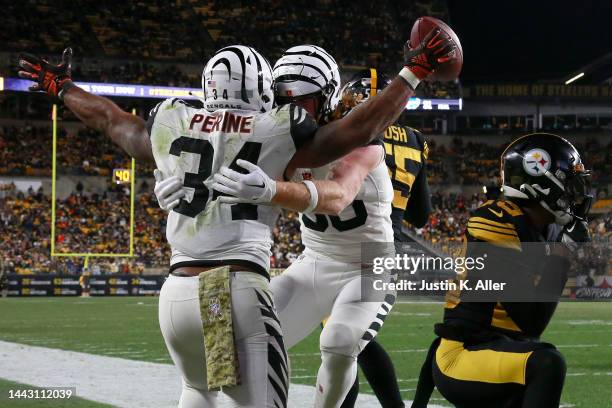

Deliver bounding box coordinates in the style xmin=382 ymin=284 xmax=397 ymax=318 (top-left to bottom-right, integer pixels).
xmin=488 ymin=208 xmax=504 ymax=218
xmin=246 ymin=182 xmax=265 ymax=188
xmin=567 ymin=223 xmax=576 ymax=233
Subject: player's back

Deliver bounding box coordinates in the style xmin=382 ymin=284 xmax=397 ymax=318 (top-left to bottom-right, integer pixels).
xmin=384 ymin=124 xmax=431 ymax=237
xmin=442 ymin=199 xmax=555 ymax=339
xmin=148 ymin=99 xmax=316 ymax=277
xmin=296 ymin=152 xmax=394 ymax=262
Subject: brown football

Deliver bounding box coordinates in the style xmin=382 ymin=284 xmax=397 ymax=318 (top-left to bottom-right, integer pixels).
xmin=410 ymin=16 xmax=463 ymax=81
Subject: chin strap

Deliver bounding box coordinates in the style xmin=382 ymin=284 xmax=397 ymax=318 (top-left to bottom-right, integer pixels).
xmin=519 ymin=183 xmax=573 ymax=226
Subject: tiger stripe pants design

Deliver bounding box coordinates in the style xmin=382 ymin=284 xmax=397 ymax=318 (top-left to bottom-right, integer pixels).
xmin=271 ymin=249 xmax=396 ymax=407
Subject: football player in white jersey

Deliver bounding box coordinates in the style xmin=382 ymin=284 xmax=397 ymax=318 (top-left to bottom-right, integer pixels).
xmin=19 ymin=31 xmax=455 ymax=407
xmin=208 ymin=48 xmax=394 ymax=407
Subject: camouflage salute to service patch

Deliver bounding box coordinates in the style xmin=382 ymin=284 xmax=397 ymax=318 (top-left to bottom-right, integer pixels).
xmin=198 ymin=266 xmax=240 ymax=390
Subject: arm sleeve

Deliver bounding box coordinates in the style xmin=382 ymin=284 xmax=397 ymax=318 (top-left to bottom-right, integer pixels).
xmin=403 ymin=158 xmax=431 ymax=228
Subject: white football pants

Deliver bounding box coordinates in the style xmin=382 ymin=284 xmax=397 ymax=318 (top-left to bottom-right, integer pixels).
xmin=159 ymin=272 xmax=288 ymax=408
xmin=271 ymin=249 xmax=396 ymax=408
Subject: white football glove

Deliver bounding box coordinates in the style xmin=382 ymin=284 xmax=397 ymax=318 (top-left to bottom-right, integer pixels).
xmin=212 ymin=159 xmax=276 ymax=204
xmin=153 ymin=169 xmax=185 ymax=211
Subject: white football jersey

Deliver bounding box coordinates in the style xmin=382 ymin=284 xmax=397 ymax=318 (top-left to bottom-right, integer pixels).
xmin=148 ymin=99 xmax=317 ymax=276
xmin=297 ymin=146 xmax=395 ymax=262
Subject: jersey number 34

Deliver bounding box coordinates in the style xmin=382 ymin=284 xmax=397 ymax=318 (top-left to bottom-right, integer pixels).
xmin=169 ymin=136 xmax=261 ymax=220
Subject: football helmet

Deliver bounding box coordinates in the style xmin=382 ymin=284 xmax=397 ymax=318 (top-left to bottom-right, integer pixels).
xmin=334 ymin=68 xmax=392 ymax=119
xmin=501 ymin=133 xmax=592 ymax=225
xmin=272 ymin=45 xmax=340 ymax=121
xmin=202 ymin=45 xmax=274 ymax=112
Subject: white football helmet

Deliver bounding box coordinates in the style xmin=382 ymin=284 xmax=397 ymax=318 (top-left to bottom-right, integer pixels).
xmin=202 ymin=45 xmax=274 ymax=112
xmin=272 ymin=45 xmax=341 ymax=121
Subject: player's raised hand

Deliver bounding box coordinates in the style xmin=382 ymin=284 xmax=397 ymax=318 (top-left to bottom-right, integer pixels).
xmin=212 ymin=160 xmax=277 ymax=204
xmin=154 ymin=169 xmax=185 ymax=212
xmin=404 ymin=28 xmax=455 ymax=80
xmin=18 ymin=47 xmax=75 ymax=99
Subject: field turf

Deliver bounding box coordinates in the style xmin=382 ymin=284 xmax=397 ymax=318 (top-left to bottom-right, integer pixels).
xmin=0 ymin=297 xmax=610 ymax=407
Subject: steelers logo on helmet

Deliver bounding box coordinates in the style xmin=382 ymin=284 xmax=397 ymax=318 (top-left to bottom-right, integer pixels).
xmin=502 ymin=133 xmax=593 ymax=225
xmin=522 ymin=148 xmax=552 ymax=176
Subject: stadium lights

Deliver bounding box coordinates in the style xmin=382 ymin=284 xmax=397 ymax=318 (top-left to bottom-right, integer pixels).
xmin=565 ymin=72 xmax=584 ymax=85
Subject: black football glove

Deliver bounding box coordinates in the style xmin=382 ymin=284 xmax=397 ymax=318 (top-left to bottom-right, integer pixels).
xmin=404 ymin=28 xmax=456 ymax=80
xmin=558 ymin=219 xmax=591 ymax=253
xmin=18 ymin=47 xmax=76 ymax=100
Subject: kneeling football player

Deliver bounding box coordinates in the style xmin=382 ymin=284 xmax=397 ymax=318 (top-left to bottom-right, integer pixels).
xmin=411 ymin=133 xmax=592 ymax=408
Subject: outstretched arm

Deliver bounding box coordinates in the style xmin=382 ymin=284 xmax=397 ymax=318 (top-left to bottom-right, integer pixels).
xmin=287 ymin=28 xmax=456 ymax=171
xmin=18 ymin=48 xmax=154 ymax=162
xmin=63 ymin=87 xmax=153 ymax=162
xmin=289 ymin=78 xmax=412 ymax=170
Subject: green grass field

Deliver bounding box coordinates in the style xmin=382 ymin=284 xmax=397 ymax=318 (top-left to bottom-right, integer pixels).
xmin=0 ymin=297 xmax=610 ymax=407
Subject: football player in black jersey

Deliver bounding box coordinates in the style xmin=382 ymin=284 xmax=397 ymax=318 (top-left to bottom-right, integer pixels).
xmin=334 ymin=69 xmax=432 ymax=238
xmin=411 ymin=133 xmax=592 ymax=408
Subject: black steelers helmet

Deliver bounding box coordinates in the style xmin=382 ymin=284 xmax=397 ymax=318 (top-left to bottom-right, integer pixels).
xmin=501 ymin=133 xmax=592 ymax=225
xmin=332 ymin=68 xmax=392 ymax=120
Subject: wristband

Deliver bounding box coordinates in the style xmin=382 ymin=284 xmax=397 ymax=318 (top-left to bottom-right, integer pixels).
xmin=398 ymin=67 xmax=421 ymax=91
xmin=58 ymin=80 xmax=76 ymax=101
xmin=301 ymin=180 xmax=319 ymax=214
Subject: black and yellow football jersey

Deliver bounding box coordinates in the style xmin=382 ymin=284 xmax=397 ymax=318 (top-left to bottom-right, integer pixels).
xmin=441 ymin=199 xmax=567 ymax=340
xmin=383 ymin=124 xmax=431 ymax=240
xmin=409 ymin=199 xmax=571 ymax=408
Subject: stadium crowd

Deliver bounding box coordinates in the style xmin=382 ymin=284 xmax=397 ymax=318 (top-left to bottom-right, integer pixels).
xmin=2 ymin=182 xmax=608 ymax=277
xmin=408 ymin=191 xmax=481 ymax=247
xmin=431 ymin=136 xmax=612 ymax=189
xmin=0 ymin=125 xmax=155 ymax=177
xmin=0 ymin=0 xmax=460 ymax=98
xmin=0 ymin=183 xmax=304 ymax=274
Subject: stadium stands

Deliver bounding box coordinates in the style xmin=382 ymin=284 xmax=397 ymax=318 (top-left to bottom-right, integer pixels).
xmin=0 ymin=125 xmax=155 ymax=177
xmin=0 ymin=0 xmax=608 ymax=287
xmin=2 ymin=182 xmax=609 ymax=278
xmin=0 ymin=0 xmax=460 ymax=99
xmin=0 ymin=183 xmax=304 ymax=274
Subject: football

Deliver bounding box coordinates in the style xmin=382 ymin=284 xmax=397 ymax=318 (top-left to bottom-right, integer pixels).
xmin=410 ymin=16 xmax=463 ymax=81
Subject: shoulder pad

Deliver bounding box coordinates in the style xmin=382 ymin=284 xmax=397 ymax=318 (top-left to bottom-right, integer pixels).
xmin=288 ymin=104 xmax=318 ymax=150
xmin=146 ymin=98 xmax=195 ymax=135
xmin=467 ymin=200 xmax=523 ymax=249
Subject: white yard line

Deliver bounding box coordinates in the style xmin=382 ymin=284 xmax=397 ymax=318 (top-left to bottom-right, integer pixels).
xmin=556 ymin=344 xmax=601 ymax=348
xmin=0 ymin=340 xmax=447 ymax=408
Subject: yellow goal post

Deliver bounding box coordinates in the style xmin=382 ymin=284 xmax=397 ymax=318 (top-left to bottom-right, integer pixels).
xmin=49 ymin=104 xmax=137 ymax=261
